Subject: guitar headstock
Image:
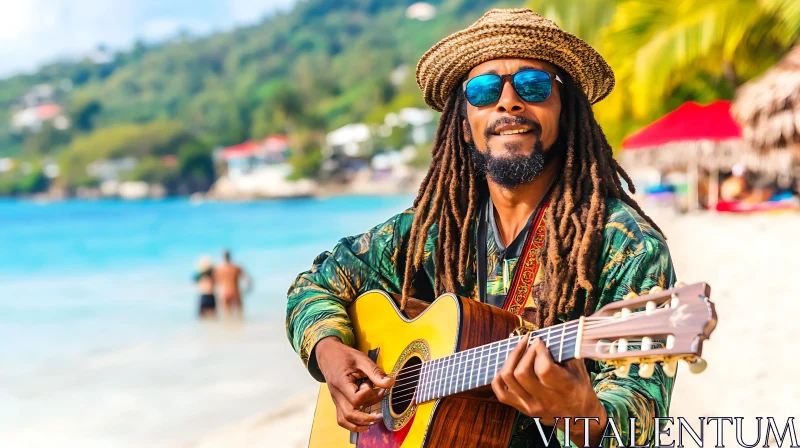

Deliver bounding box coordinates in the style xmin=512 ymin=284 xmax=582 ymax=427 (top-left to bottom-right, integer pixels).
xmin=580 ymin=282 xmax=716 ymax=379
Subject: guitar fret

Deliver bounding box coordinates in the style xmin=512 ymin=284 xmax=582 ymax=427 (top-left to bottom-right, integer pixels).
xmin=462 ymin=351 xmax=468 ymax=392
xmin=558 ymin=323 xmax=566 ymax=362
xmin=417 ymin=362 xmax=426 ymax=403
xmin=447 ymin=353 xmax=458 ymax=395
xmin=425 ymin=360 xmax=432 ymax=402
xmin=456 ymin=351 xmax=464 ymax=393
xmin=439 ymin=357 xmax=446 ymax=399
xmin=434 ymin=359 xmax=440 ymax=400
xmin=447 ymin=353 xmax=455 ymax=395
xmin=446 ymin=355 xmax=454 ymax=397
xmin=469 ymin=349 xmax=476 ymax=390
xmin=477 ymin=345 xmax=483 ymax=388
xmin=493 ymin=341 xmax=500 ymax=380
xmin=422 ymin=359 xmax=430 ymax=402
xmin=454 ymin=352 xmax=462 ymax=394
xmin=460 ymin=351 xmax=468 ymax=393
xmin=458 ymin=351 xmax=466 ymax=393
xmin=469 ymin=348 xmax=476 ymax=390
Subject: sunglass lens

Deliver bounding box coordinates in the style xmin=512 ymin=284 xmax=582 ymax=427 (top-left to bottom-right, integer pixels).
xmin=465 ymin=75 xmax=502 ymax=107
xmin=513 ymin=70 xmax=552 ymax=102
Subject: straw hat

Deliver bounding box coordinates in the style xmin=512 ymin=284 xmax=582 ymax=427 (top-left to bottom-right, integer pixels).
xmin=197 ymin=255 xmax=213 ymax=272
xmin=416 ymin=8 xmax=615 ymax=112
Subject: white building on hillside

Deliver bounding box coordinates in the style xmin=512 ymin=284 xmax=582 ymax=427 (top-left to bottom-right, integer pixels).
xmin=325 ymin=123 xmax=373 ymax=158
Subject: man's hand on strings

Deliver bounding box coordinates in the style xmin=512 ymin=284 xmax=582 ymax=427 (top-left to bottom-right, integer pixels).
xmin=491 ymin=334 xmax=607 ymax=445
xmin=315 ymin=336 xmax=394 ymax=432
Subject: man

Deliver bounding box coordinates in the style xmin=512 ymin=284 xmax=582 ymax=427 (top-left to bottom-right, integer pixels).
xmin=287 ymin=9 xmax=675 ymax=447
xmin=214 ymin=249 xmax=252 ymax=318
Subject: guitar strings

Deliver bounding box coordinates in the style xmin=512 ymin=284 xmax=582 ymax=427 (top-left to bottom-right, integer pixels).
xmin=385 ymin=309 xmax=652 ymax=387
xmin=385 ymin=334 xmax=583 ymax=398
xmin=384 ymin=335 xmax=658 ymax=401
xmin=361 ymin=305 xmax=673 ymax=409
xmin=376 ymin=338 xmax=655 ymax=408
xmin=385 ymin=310 xmax=653 ymax=392
xmin=389 ymin=305 xmax=666 ymax=382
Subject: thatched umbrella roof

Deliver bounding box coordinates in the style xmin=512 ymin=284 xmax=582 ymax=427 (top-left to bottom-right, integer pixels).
xmin=732 ymin=44 xmax=800 ymax=153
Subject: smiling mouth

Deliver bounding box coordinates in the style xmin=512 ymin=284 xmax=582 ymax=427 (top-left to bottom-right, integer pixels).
xmin=495 ymin=129 xmax=533 ymax=136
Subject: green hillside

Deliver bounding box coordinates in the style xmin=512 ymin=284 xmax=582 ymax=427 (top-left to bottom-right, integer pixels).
xmin=0 ymin=0 xmax=519 ymax=194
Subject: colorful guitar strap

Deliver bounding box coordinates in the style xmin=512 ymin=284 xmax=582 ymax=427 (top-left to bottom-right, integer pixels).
xmin=500 ymin=199 xmax=549 ymax=316
xmin=476 ymin=183 xmax=554 ymax=318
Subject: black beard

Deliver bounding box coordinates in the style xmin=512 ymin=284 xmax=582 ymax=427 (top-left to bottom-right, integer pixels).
xmin=469 ymin=139 xmax=546 ymax=189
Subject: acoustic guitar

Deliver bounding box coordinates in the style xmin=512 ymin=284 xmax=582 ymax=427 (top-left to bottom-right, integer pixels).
xmin=308 ymin=282 xmax=716 ymax=448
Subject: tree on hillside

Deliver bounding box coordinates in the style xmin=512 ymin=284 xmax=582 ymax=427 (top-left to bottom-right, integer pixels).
xmin=69 ymin=98 xmax=103 ymax=133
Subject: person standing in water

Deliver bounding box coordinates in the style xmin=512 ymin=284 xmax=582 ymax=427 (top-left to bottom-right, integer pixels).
xmin=194 ymin=256 xmax=217 ymax=319
xmin=214 ymin=249 xmax=252 ymax=318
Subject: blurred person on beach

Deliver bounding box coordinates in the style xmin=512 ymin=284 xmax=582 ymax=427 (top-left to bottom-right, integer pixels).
xmin=286 ymin=8 xmax=676 ymax=447
xmin=720 ymin=164 xmax=749 ymax=202
xmin=193 ymin=256 xmax=217 ymax=319
xmin=214 ymin=249 xmax=252 ymax=318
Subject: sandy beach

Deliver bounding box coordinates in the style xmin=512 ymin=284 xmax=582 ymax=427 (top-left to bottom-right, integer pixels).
xmin=194 ymin=206 xmax=800 ymax=447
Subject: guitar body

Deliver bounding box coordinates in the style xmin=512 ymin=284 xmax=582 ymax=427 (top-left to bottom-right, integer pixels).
xmin=308 ymin=291 xmax=521 ymax=448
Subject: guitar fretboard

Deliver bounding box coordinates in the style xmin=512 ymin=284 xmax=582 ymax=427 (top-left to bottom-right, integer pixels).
xmin=414 ymin=319 xmax=582 ymax=404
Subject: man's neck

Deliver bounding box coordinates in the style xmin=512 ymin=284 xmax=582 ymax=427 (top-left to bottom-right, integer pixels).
xmin=487 ymin=156 xmax=562 ymax=247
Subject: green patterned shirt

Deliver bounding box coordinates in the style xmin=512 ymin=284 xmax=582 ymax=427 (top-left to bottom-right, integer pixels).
xmin=286 ymin=197 xmax=676 ymax=447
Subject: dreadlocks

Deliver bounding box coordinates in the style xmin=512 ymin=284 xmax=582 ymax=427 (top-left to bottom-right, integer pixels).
xmin=400 ymin=77 xmax=664 ymax=328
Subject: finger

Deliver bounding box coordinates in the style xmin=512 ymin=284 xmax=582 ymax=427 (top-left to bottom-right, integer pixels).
xmin=491 ymin=374 xmax=517 ymax=407
xmin=342 ymin=404 xmax=383 ymax=428
xmin=335 ymin=406 xmax=371 ymax=432
xmin=502 ymin=334 xmax=528 ymax=369
xmin=530 ymin=337 xmax=572 ymax=389
xmin=330 ymin=385 xmax=382 ymax=424
xmin=352 ymin=382 xmax=387 ymax=408
xmin=515 ymin=335 xmax=545 ymax=392
xmin=355 ymin=354 xmax=395 ymax=388
xmin=332 ymin=391 xmax=383 ymax=428
xmin=498 ymin=335 xmax=532 ymax=401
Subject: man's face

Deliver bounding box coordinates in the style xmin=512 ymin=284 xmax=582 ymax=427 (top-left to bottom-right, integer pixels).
xmin=463 ymin=58 xmax=563 ymax=188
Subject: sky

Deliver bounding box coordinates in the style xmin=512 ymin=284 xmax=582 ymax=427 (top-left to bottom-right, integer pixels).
xmin=0 ymin=0 xmax=298 ymax=78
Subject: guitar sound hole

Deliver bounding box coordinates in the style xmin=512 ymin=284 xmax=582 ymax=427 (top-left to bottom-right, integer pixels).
xmin=390 ymin=356 xmax=421 ymax=416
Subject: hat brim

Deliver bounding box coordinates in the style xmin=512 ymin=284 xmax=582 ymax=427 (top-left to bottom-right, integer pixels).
xmin=416 ymin=23 xmax=615 ymax=112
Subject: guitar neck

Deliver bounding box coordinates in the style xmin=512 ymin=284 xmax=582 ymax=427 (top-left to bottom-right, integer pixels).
xmin=414 ymin=319 xmax=582 ymax=404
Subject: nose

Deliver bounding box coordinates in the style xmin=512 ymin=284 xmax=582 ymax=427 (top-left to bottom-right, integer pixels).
xmin=494 ymin=78 xmax=526 ymax=113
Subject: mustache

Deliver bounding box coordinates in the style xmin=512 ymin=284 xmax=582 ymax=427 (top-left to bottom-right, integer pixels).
xmin=484 ymin=116 xmax=542 ymax=141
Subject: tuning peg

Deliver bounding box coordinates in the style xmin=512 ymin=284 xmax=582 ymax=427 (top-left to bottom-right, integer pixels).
xmin=648 ymin=286 xmax=663 ymax=295
xmin=662 ymin=359 xmax=678 ymax=378
xmin=645 ymin=301 xmax=657 ymax=314
xmin=686 ymin=357 xmax=707 ymax=374
xmin=614 ymin=364 xmax=630 ymax=378
xmin=638 ymin=363 xmax=655 ymax=379
xmin=675 ymin=281 xmax=687 ymax=288
xmin=623 ymin=292 xmax=638 ymax=300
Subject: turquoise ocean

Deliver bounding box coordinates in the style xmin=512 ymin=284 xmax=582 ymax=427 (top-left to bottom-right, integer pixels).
xmin=0 ymin=196 xmax=413 ymax=446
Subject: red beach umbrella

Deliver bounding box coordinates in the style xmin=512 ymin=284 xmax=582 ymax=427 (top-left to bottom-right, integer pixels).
xmin=621 ymin=100 xmax=743 ymax=210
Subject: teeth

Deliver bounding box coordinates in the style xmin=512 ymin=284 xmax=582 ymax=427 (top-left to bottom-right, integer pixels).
xmin=498 ymin=129 xmax=529 ymax=135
